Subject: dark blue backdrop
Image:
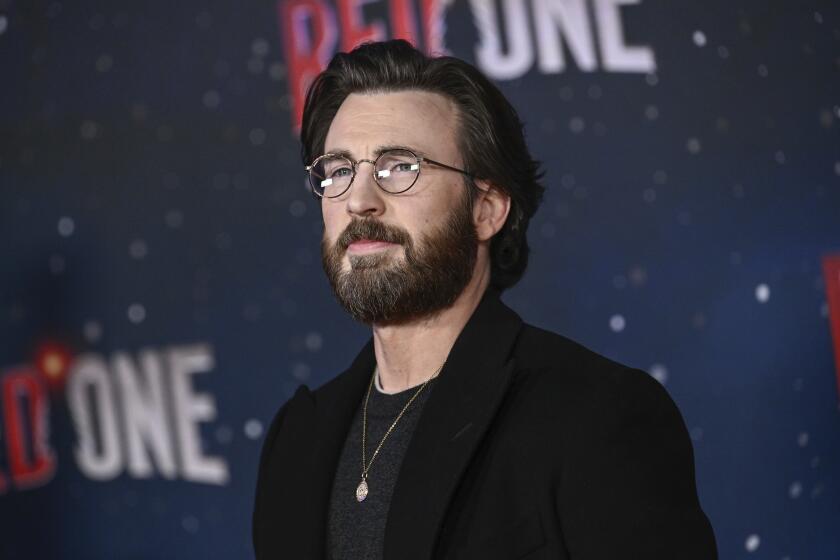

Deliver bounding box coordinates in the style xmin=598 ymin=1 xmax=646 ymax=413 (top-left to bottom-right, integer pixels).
xmin=2 ymin=0 xmax=839 ymax=558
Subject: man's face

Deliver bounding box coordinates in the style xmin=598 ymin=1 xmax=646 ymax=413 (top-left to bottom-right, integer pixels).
xmin=319 ymin=90 xmax=478 ymax=324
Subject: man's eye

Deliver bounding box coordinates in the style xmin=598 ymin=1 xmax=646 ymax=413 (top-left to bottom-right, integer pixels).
xmin=329 ymin=167 xmax=352 ymax=178
xmin=392 ymin=162 xmax=415 ymax=173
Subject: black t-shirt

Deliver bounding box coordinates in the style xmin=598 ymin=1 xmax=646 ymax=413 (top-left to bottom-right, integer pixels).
xmin=327 ymin=374 xmax=436 ymax=560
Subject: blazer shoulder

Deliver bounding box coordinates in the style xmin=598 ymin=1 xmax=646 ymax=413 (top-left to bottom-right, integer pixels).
xmin=511 ymin=323 xmax=682 ymax=423
xmin=513 ymin=322 xmax=635 ymax=379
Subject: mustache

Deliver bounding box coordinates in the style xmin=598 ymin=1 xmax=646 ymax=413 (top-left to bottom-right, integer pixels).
xmin=337 ymin=219 xmax=410 ymax=250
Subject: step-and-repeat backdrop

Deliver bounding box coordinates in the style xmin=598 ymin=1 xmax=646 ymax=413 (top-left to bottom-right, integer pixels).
xmin=2 ymin=0 xmax=839 ymax=558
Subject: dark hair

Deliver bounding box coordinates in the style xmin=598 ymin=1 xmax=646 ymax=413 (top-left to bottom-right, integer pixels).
xmin=300 ymin=39 xmax=545 ymax=291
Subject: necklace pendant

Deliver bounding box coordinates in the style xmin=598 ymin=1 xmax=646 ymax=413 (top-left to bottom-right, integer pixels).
xmin=356 ymin=478 xmax=369 ymax=502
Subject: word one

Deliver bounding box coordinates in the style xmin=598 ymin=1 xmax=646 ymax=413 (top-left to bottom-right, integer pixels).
xmin=68 ymin=344 xmax=229 ymax=485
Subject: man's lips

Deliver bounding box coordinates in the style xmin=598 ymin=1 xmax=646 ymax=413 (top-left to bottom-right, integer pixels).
xmin=346 ymin=239 xmax=399 ymax=254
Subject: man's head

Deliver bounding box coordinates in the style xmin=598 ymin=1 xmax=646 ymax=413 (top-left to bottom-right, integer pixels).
xmin=301 ymin=40 xmax=544 ymax=324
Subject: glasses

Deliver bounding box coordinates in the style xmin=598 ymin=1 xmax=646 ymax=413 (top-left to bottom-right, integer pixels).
xmin=305 ymin=148 xmax=473 ymax=198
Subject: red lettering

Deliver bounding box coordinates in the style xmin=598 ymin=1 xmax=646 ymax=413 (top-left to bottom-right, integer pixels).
xmin=2 ymin=369 xmax=56 ymax=490
xmin=0 ymin=438 xmax=4 ymax=493
xmin=420 ymin=0 xmax=446 ymax=54
xmin=279 ymin=0 xmax=339 ymax=131
xmin=389 ymin=0 xmax=419 ymax=44
xmin=279 ymin=0 xmax=450 ymax=131
xmin=822 ymin=255 xmax=840 ymax=401
xmin=337 ymin=0 xmax=387 ymax=53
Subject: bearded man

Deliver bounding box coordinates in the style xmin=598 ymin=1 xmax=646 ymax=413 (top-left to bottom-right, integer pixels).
xmin=253 ymin=39 xmax=718 ymax=560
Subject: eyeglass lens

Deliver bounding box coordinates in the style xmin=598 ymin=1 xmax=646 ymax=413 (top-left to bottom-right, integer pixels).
xmin=309 ymin=149 xmax=420 ymax=197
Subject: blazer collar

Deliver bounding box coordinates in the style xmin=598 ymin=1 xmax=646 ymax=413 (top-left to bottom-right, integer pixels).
xmin=311 ymin=288 xmax=524 ymax=558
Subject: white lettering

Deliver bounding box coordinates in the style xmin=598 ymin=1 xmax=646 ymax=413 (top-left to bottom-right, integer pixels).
xmin=533 ymin=0 xmax=598 ymax=73
xmin=169 ymin=344 xmax=229 ymax=485
xmin=113 ymin=350 xmax=177 ymax=479
xmin=68 ymin=355 xmax=122 ymax=480
xmin=472 ymin=0 xmax=534 ymax=79
xmin=469 ymin=0 xmax=655 ymax=78
xmin=593 ymin=0 xmax=655 ymax=72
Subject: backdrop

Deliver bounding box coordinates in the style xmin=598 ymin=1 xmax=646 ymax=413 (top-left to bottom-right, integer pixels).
xmin=2 ymin=0 xmax=839 ymax=558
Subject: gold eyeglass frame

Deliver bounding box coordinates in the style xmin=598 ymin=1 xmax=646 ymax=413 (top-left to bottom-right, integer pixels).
xmin=305 ymin=148 xmax=474 ymax=199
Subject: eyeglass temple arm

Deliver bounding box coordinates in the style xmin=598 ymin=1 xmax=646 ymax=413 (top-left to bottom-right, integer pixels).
xmin=419 ymin=157 xmax=473 ymax=178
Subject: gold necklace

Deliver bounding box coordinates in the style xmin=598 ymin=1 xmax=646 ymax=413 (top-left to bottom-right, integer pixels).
xmin=356 ymin=364 xmax=443 ymax=502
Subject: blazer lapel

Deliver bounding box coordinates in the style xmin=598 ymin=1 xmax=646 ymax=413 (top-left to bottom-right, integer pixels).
xmin=383 ymin=289 xmax=524 ymax=559
xmin=302 ymin=337 xmax=376 ymax=558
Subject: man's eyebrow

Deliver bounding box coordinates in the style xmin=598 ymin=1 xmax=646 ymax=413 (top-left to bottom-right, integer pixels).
xmin=325 ymin=144 xmax=430 ymax=159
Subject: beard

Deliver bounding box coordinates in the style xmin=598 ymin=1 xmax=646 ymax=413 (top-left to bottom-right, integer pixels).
xmin=321 ymin=191 xmax=478 ymax=325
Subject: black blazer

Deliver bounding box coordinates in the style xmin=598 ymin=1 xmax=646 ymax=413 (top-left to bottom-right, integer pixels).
xmin=253 ymin=290 xmax=718 ymax=559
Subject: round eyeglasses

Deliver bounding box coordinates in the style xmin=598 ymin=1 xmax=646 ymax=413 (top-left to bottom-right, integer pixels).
xmin=305 ymin=148 xmax=473 ymax=198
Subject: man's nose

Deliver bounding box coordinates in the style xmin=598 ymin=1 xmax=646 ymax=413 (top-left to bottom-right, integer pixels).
xmin=345 ymin=161 xmax=385 ymax=218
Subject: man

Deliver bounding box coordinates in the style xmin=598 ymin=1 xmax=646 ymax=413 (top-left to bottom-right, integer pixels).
xmin=253 ymin=39 xmax=717 ymax=559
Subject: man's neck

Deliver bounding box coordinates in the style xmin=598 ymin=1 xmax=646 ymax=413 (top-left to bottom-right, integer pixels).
xmin=372 ymin=271 xmax=490 ymax=394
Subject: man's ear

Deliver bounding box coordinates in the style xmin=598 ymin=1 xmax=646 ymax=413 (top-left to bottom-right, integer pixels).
xmin=472 ymin=180 xmax=511 ymax=242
